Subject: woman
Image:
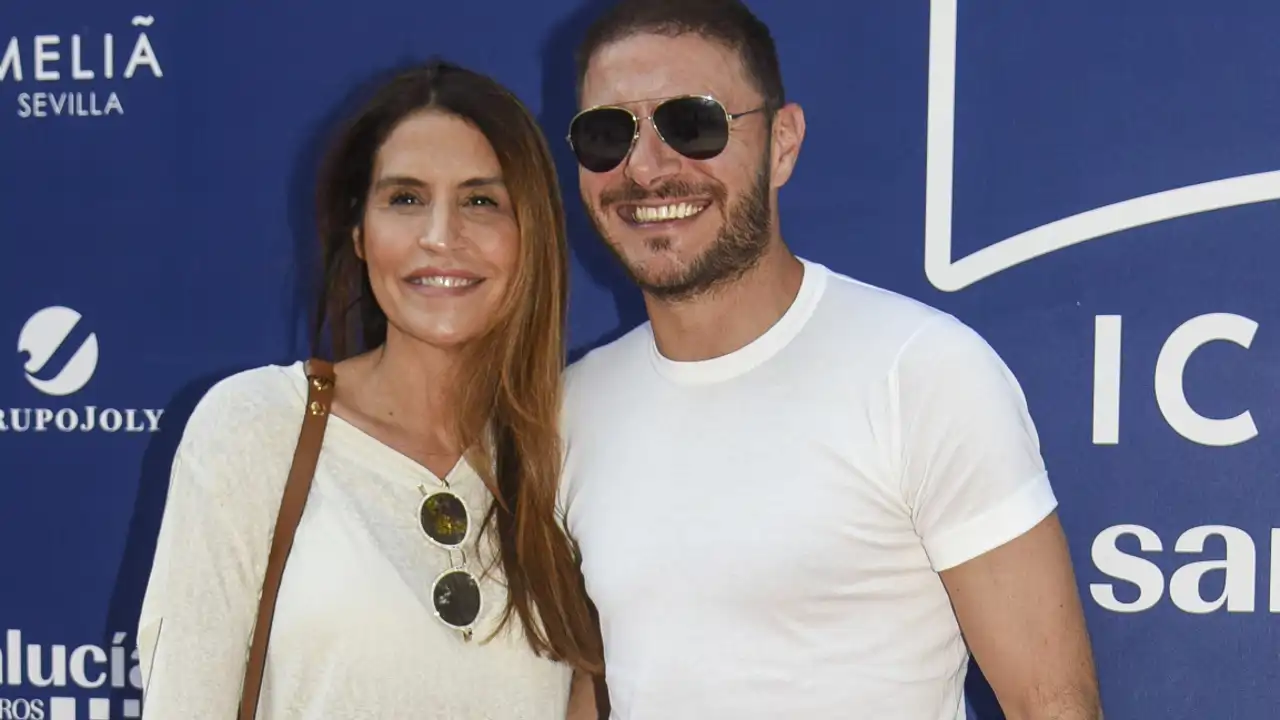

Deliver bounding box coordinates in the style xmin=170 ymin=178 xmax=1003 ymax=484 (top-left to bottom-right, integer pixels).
xmin=137 ymin=60 xmax=604 ymax=718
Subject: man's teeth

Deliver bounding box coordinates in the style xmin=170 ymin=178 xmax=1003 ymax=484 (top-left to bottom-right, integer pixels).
xmin=632 ymin=202 xmax=705 ymax=223
xmin=410 ymin=276 xmax=480 ymax=288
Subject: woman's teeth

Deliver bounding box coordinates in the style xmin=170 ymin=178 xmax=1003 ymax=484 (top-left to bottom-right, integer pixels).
xmin=409 ymin=276 xmax=479 ymax=288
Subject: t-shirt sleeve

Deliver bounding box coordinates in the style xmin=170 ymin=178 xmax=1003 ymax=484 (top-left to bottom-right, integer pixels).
xmin=137 ymin=372 xmax=293 ymax=717
xmin=555 ymin=360 xmax=591 ymax=543
xmin=892 ymin=315 xmax=1058 ymax=572
xmin=554 ymin=389 xmax=574 ymax=536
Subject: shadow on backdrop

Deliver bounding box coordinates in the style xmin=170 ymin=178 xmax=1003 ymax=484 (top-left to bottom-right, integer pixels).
xmin=540 ymin=0 xmax=647 ymax=364
xmin=101 ymin=366 xmax=247 ymax=707
xmin=283 ymin=65 xmax=412 ymax=362
xmin=966 ymin=656 xmax=1005 ymax=719
xmin=284 ymin=83 xmax=329 ymax=361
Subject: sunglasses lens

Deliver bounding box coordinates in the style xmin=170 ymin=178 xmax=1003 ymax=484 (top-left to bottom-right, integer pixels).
xmin=433 ymin=569 xmax=481 ymax=628
xmin=420 ymin=491 xmax=468 ymax=546
xmin=570 ymin=107 xmax=637 ymax=173
xmin=654 ymin=96 xmax=731 ymax=160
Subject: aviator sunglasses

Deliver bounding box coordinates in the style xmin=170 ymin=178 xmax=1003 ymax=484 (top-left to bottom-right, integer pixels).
xmin=567 ymin=94 xmax=767 ymax=173
xmin=417 ymin=484 xmax=482 ymax=638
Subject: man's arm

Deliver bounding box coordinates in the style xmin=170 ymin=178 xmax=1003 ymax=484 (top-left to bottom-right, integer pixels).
xmin=891 ymin=315 xmax=1101 ymax=720
xmin=940 ymin=512 xmax=1101 ymax=719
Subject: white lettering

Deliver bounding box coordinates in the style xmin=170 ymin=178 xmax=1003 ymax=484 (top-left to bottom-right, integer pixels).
xmin=124 ymin=633 xmax=142 ymax=690
xmin=111 ymin=632 xmax=129 ymax=689
xmin=104 ymin=34 xmax=114 ymax=79
xmin=123 ymin=32 xmax=162 ymax=79
xmin=69 ymin=644 xmax=106 ymax=688
xmin=0 ymin=38 xmax=21 ymax=81
xmin=1169 ymin=525 xmax=1256 ymax=613
xmin=1092 ymin=315 xmax=1122 ymax=444
xmin=1092 ymin=524 xmax=1274 ymax=614
xmin=70 ymin=35 xmax=93 ymax=80
xmin=129 ymin=645 xmax=142 ymax=690
xmin=17 ymin=91 xmax=124 ymax=118
xmin=5 ymin=629 xmax=20 ymax=684
xmin=0 ymin=410 xmax=30 ymax=432
xmin=1093 ymin=313 xmax=1258 ymax=446
xmin=1155 ymin=313 xmax=1258 ymax=446
xmin=2 ymin=22 xmax=160 ymax=84
xmin=0 ymin=407 xmax=159 ymax=432
xmin=33 ymin=36 xmax=59 ymax=81
xmin=0 ymin=630 xmax=143 ymax=689
xmin=25 ymin=644 xmax=66 ymax=688
xmin=0 ymin=697 xmax=47 ymax=720
xmin=1273 ymin=530 xmax=1280 ymax=614
xmin=1091 ymin=524 xmax=1164 ymax=612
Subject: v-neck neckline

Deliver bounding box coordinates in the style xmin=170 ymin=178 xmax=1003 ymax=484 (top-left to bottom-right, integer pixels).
xmin=286 ymin=361 xmax=468 ymax=488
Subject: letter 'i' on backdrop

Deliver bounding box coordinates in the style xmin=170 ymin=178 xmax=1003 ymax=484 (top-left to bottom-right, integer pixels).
xmin=0 ymin=1 xmax=1275 ymax=718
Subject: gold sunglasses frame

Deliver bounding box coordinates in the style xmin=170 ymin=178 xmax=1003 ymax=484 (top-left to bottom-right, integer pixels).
xmin=566 ymin=94 xmax=767 ymax=170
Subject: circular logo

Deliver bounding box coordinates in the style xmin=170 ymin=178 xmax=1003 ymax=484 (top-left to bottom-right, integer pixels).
xmin=17 ymin=306 xmax=99 ymax=397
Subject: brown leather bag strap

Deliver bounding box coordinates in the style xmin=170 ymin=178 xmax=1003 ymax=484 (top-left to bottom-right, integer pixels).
xmin=237 ymin=358 xmax=335 ymax=719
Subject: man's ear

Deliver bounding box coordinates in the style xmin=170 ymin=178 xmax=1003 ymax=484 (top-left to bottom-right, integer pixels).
xmin=769 ymin=102 xmax=806 ymax=189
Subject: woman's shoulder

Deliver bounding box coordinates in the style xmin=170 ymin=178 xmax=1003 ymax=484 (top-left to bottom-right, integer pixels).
xmin=195 ymin=361 xmax=307 ymax=412
xmin=176 ymin=361 xmax=311 ymax=463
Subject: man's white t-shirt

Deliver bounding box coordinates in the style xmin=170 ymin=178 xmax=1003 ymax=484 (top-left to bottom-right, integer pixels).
xmin=559 ymin=258 xmax=1058 ymax=719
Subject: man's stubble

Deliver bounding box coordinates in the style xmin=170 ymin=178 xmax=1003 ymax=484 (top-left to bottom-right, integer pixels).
xmin=583 ymin=148 xmax=774 ymax=305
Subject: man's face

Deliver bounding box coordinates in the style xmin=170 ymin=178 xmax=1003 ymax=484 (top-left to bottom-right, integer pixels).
xmin=577 ymin=33 xmax=777 ymax=302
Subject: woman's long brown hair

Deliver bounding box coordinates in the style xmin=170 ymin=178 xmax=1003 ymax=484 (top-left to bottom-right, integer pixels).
xmin=310 ymin=60 xmax=603 ymax=674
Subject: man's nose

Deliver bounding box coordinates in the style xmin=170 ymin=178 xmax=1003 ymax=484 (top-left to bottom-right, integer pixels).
xmin=623 ymin=118 xmax=682 ymax=189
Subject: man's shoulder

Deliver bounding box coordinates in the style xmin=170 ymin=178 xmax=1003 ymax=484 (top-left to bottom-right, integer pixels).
xmin=821 ymin=265 xmax=951 ymax=329
xmin=809 ymin=262 xmax=970 ymax=360
xmin=822 ymin=276 xmax=1015 ymax=389
xmin=801 ymin=261 xmax=1017 ymax=389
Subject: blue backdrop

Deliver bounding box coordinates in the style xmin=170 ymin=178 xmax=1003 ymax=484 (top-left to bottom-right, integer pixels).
xmin=1 ymin=1 xmax=1276 ymax=718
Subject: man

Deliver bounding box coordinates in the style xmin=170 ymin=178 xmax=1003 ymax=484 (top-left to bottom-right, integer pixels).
xmin=558 ymin=1 xmax=1102 ymax=718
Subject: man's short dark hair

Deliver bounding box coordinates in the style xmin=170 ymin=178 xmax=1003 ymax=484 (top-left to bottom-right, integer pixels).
xmin=575 ymin=0 xmax=785 ymax=112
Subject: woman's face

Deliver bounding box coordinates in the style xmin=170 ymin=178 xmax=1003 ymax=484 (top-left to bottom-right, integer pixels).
xmin=358 ymin=110 xmax=520 ymax=351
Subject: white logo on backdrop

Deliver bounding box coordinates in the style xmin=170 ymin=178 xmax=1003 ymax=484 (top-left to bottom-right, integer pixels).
xmin=0 ymin=15 xmax=164 ymax=120
xmin=922 ymin=2 xmax=1275 ymax=617
xmin=923 ymin=0 xmax=1280 ymax=291
xmin=0 ymin=628 xmax=143 ymax=720
xmin=3 ymin=306 xmax=163 ymax=433
xmin=17 ymin=306 xmax=99 ymax=397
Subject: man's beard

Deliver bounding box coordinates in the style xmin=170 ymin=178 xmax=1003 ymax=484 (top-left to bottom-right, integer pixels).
xmin=585 ymin=156 xmax=772 ymax=304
